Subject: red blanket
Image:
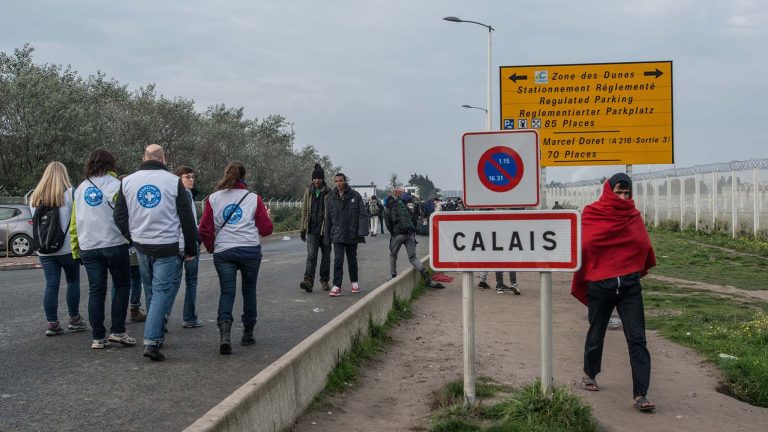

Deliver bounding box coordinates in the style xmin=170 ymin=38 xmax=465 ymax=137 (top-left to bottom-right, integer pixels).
xmin=571 ymin=181 xmax=656 ymax=305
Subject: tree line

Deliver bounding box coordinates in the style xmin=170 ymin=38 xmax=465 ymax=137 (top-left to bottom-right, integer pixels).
xmin=0 ymin=45 xmax=338 ymax=197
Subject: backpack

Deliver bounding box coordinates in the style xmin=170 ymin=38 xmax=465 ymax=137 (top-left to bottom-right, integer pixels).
xmin=32 ymin=206 xmax=67 ymax=254
xmin=369 ymin=201 xmax=380 ymax=215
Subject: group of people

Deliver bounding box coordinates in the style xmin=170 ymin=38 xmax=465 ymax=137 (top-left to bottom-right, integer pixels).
xmin=31 ymin=144 xmax=272 ymax=361
xmin=298 ymin=165 xmax=445 ymax=296
xmin=32 ymin=153 xmax=657 ymax=410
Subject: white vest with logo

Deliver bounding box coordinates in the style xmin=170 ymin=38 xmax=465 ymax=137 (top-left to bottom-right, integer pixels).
xmin=208 ymin=189 xmax=260 ymax=253
xmin=121 ymin=169 xmax=182 ymax=245
xmin=74 ymin=176 xmax=125 ymax=250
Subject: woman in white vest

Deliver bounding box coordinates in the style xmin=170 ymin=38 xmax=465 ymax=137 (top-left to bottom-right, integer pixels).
xmin=30 ymin=161 xmax=87 ymax=336
xmin=198 ymin=161 xmax=273 ymax=355
xmin=70 ymin=149 xmax=136 ymax=349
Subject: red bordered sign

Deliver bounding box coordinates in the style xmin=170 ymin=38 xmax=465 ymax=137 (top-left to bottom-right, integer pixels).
xmin=429 ymin=210 xmax=581 ymax=272
xmin=462 ymin=130 xmax=540 ymax=208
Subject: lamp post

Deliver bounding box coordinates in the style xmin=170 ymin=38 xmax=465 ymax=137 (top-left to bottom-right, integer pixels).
xmin=461 ymin=105 xmax=488 ymax=127
xmin=444 ymin=16 xmax=494 ymax=131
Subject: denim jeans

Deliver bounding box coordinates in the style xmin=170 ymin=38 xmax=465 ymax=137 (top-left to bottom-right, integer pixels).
xmin=332 ymin=242 xmax=358 ymax=287
xmin=111 ymin=265 xmax=143 ymax=308
xmin=584 ymin=273 xmax=651 ymax=397
xmin=80 ymin=244 xmax=131 ymax=340
xmin=304 ymin=232 xmax=330 ymax=282
xmin=137 ymin=252 xmax=182 ymax=346
xmin=213 ymin=246 xmax=262 ymax=325
xmin=170 ymin=246 xmax=200 ymax=322
xmin=39 ymin=253 xmax=81 ymax=322
xmin=389 ymin=233 xmax=424 ymax=276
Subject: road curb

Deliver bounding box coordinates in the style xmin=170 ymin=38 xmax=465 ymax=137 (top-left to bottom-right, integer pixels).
xmin=184 ymin=256 xmax=429 ymax=432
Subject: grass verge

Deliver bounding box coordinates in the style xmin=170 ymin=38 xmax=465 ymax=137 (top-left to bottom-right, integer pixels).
xmin=317 ymin=279 xmax=427 ymax=398
xmin=648 ymin=227 xmax=768 ymax=290
xmin=429 ymin=379 xmax=598 ymax=432
xmin=644 ymin=279 xmax=768 ymax=407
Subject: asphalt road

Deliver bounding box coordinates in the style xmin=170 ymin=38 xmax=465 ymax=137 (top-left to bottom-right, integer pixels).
xmin=0 ymin=232 xmax=429 ymax=432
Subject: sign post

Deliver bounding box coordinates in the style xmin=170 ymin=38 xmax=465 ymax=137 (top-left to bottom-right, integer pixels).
xmin=430 ymin=211 xmax=581 ymax=395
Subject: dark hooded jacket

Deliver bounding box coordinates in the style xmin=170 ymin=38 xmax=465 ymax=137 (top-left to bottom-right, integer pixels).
xmin=325 ymin=185 xmax=370 ymax=243
xmin=386 ymin=192 xmax=421 ymax=235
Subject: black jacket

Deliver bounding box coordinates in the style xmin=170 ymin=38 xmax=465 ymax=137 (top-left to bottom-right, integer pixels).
xmin=325 ymin=185 xmax=369 ymax=243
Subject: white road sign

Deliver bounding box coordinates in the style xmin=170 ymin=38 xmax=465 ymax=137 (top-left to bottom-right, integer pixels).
xmin=429 ymin=210 xmax=581 ymax=272
xmin=462 ymin=130 xmax=540 ymax=208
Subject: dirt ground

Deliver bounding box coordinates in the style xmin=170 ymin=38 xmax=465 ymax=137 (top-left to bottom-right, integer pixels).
xmin=292 ymin=271 xmax=768 ymax=432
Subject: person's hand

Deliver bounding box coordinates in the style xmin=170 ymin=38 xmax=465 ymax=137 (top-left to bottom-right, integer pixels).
xmin=300 ymin=231 xmax=306 ymax=242
xmin=358 ymin=236 xmax=366 ymax=244
xmin=184 ymin=255 xmax=195 ymax=262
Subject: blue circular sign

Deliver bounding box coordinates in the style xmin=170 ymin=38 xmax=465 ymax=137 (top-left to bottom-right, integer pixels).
xmin=137 ymin=185 xmax=162 ymax=208
xmin=477 ymin=146 xmax=525 ymax=193
xmin=84 ymin=186 xmax=103 ymax=207
xmin=223 ymin=204 xmax=243 ymax=224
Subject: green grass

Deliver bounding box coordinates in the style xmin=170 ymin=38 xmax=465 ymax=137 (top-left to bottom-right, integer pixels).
xmin=648 ymin=228 xmax=768 ymax=290
xmin=429 ymin=380 xmax=598 ymax=432
xmin=321 ymin=281 xmax=427 ymax=395
xmin=644 ymin=280 xmax=768 ymax=406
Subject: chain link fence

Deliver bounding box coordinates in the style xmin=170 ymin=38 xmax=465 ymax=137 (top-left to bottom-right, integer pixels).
xmin=546 ymin=159 xmax=768 ymax=237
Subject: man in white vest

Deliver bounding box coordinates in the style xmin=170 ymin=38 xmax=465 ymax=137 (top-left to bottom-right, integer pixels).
xmin=114 ymin=144 xmax=197 ymax=361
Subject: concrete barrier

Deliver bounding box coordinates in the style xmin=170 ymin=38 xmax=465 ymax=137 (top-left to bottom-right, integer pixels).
xmin=185 ymin=256 xmax=429 ymax=432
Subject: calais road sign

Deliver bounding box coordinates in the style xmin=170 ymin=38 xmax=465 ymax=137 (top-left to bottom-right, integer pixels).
xmin=463 ymin=130 xmax=539 ymax=208
xmin=429 ymin=210 xmax=581 ymax=272
xmin=500 ymin=61 xmax=673 ymax=166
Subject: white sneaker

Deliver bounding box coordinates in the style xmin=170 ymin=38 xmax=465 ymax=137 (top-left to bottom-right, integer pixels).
xmin=108 ymin=333 xmax=137 ymax=346
xmin=351 ymin=282 xmax=360 ymax=293
xmin=91 ymin=338 xmax=111 ymax=349
xmin=329 ymin=286 xmax=341 ymax=297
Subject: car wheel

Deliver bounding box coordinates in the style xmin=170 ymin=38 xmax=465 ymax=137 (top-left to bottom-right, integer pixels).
xmin=10 ymin=234 xmax=33 ymax=256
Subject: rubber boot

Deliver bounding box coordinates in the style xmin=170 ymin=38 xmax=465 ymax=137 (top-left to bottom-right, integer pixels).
xmin=241 ymin=322 xmax=256 ymax=346
xmin=218 ymin=320 xmax=232 ymax=355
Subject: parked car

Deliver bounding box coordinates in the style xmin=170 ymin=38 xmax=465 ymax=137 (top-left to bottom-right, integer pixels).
xmin=0 ymin=205 xmax=35 ymax=256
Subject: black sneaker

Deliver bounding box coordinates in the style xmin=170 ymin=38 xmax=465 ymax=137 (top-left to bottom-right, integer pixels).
xmin=143 ymin=345 xmax=165 ymax=361
xmin=427 ymin=279 xmax=445 ymax=289
xmin=478 ymin=281 xmax=491 ymax=289
xmin=46 ymin=321 xmax=64 ymax=336
xmin=510 ymin=283 xmax=521 ymax=295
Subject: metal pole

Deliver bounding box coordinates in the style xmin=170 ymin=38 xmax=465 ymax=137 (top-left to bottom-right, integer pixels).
xmin=486 ymin=26 xmax=492 ymax=131
xmin=541 ymin=167 xmax=547 ymax=209
xmin=754 ymin=168 xmax=759 ymax=235
xmin=712 ymin=172 xmax=717 ymax=231
xmin=732 ymin=171 xmax=737 ymax=238
xmin=654 ymin=178 xmax=659 ymax=227
xmin=680 ymin=177 xmax=684 ymax=230
xmin=540 ymin=272 xmax=553 ymax=394
xmin=462 ymin=271 xmax=476 ymax=405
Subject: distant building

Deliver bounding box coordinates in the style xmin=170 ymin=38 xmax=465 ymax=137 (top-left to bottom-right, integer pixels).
xmin=404 ymin=185 xmax=420 ymax=198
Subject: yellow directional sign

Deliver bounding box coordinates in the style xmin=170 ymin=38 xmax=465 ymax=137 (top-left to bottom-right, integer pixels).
xmin=499 ymin=61 xmax=673 ymax=166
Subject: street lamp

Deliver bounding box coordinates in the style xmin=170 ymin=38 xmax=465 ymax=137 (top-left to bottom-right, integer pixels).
xmin=461 ymin=104 xmax=487 ymax=113
xmin=444 ymin=16 xmax=494 ymax=131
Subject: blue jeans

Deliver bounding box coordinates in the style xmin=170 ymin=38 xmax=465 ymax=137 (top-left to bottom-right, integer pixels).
xmin=170 ymin=246 xmax=200 ymax=322
xmin=213 ymin=246 xmax=262 ymax=325
xmin=39 ymin=253 xmax=81 ymax=322
xmin=80 ymin=245 xmax=131 ymax=340
xmin=137 ymin=252 xmax=182 ymax=346
xmin=111 ymin=265 xmax=143 ymax=308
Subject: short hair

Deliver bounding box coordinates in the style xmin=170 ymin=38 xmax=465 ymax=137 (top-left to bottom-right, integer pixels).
xmin=174 ymin=165 xmax=194 ymax=177
xmin=334 ymin=173 xmax=347 ymax=181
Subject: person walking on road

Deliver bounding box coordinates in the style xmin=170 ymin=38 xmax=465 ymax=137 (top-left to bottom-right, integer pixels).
xmin=478 ymin=271 xmax=520 ymax=294
xmin=199 ymin=161 xmax=273 ymax=355
xmin=171 ymin=165 xmax=203 ymax=328
xmin=30 ymin=161 xmax=87 ymax=336
xmin=325 ymin=173 xmax=369 ymax=297
xmin=386 ymin=186 xmax=443 ymax=289
xmin=70 ymin=149 xmax=135 ymax=349
xmin=368 ymin=196 xmax=381 ymax=237
xmin=114 ymin=144 xmax=197 ymax=361
xmin=299 ymin=163 xmax=331 ymax=293
xmin=571 ymin=172 xmax=657 ymax=412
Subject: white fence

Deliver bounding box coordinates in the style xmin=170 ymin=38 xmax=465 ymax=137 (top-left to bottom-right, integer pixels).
xmin=546 ymin=159 xmax=768 ymax=237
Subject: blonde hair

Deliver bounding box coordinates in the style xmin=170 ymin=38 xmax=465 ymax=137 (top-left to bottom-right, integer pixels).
xmin=29 ymin=162 xmax=72 ymax=208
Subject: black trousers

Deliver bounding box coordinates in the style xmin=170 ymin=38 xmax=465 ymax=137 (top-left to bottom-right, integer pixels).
xmin=583 ymin=273 xmax=651 ymax=397
xmin=304 ymin=232 xmax=330 ymax=282
xmin=332 ymin=242 xmax=358 ymax=287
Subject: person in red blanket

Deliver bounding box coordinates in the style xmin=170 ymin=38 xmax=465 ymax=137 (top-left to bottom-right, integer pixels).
xmin=571 ymin=173 xmax=657 ymax=412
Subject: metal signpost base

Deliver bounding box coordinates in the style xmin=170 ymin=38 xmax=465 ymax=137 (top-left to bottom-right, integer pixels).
xmin=540 ymin=271 xmax=553 ymax=394
xmin=463 ymin=271 xmax=476 ymax=406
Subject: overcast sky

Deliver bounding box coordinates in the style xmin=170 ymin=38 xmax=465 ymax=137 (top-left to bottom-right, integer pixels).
xmin=2 ymin=0 xmax=766 ymax=192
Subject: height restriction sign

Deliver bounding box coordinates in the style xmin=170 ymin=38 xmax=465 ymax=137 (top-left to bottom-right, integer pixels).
xmin=462 ymin=130 xmax=539 ymax=208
